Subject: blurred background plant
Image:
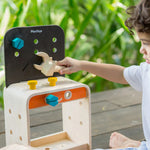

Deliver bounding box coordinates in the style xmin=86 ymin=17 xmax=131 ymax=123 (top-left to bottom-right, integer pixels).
xmin=0 ymin=0 xmax=142 ymax=108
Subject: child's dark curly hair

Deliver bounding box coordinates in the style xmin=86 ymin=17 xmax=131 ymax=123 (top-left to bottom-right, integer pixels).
xmin=125 ymin=0 xmax=150 ymax=34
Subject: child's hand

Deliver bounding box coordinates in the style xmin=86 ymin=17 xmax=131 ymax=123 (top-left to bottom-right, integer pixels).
xmin=57 ymin=57 xmax=81 ymax=74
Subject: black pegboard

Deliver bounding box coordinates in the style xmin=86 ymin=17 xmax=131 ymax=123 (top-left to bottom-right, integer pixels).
xmin=4 ymin=25 xmax=65 ymax=87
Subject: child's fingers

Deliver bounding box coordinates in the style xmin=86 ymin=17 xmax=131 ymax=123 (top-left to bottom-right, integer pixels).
xmin=57 ymin=58 xmax=67 ymax=66
xmin=57 ymin=57 xmax=72 ymax=66
xmin=60 ymin=67 xmax=73 ymax=75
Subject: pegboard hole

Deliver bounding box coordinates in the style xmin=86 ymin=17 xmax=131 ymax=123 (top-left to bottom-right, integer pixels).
xmin=52 ymin=48 xmax=57 ymax=53
xmin=19 ymin=136 xmax=23 ymax=141
xmin=34 ymin=49 xmax=39 ymax=54
xmin=34 ymin=39 xmax=38 ymax=44
xmin=18 ymin=114 xmax=22 ymax=119
xmin=14 ymin=52 xmax=19 ymax=57
xmin=52 ymin=37 xmax=57 ymax=43
xmin=80 ymin=121 xmax=83 ymax=125
xmin=79 ymin=101 xmax=83 ymax=105
xmin=9 ymin=109 xmax=12 ymax=114
xmin=10 ymin=130 xmax=13 ymax=135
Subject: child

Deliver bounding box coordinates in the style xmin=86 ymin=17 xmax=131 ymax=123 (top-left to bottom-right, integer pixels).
xmin=56 ymin=0 xmax=150 ymax=149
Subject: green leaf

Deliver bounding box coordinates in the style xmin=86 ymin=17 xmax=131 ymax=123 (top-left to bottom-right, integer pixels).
xmin=90 ymin=28 xmax=124 ymax=60
xmin=19 ymin=0 xmax=31 ymax=26
xmin=13 ymin=2 xmax=24 ymax=27
xmin=67 ymin=0 xmax=100 ymax=56
xmin=68 ymin=0 xmax=80 ymax=28
xmin=60 ymin=11 xmax=69 ymax=35
xmin=0 ymin=70 xmax=5 ymax=86
xmin=0 ymin=7 xmax=10 ymax=36
xmin=32 ymin=0 xmax=40 ymax=24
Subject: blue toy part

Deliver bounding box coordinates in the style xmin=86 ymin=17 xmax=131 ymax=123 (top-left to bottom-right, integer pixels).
xmin=47 ymin=100 xmax=59 ymax=107
xmin=46 ymin=94 xmax=59 ymax=107
xmin=12 ymin=37 xmax=24 ymax=50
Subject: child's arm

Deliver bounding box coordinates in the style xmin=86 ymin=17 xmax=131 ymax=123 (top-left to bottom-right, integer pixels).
xmin=57 ymin=57 xmax=128 ymax=84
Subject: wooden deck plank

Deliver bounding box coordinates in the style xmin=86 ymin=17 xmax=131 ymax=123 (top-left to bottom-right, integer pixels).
xmin=30 ymin=109 xmax=62 ymax=127
xmin=92 ymin=125 xmax=144 ymax=149
xmin=0 ymin=121 xmax=4 ymax=134
xmin=0 ymin=110 xmax=4 ymax=121
xmin=107 ymin=92 xmax=142 ymax=107
xmin=92 ymin=87 xmax=142 ymax=107
xmin=0 ymin=134 xmax=5 ymax=148
xmin=30 ymin=105 xmax=62 ymax=115
xmin=92 ymin=105 xmax=142 ymax=135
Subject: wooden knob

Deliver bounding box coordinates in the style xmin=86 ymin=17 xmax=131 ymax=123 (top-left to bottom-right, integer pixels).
xmin=27 ymin=80 xmax=38 ymax=90
xmin=48 ymin=77 xmax=57 ymax=86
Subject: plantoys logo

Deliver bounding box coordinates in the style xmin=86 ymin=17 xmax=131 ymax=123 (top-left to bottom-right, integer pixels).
xmin=30 ymin=30 xmax=42 ymax=33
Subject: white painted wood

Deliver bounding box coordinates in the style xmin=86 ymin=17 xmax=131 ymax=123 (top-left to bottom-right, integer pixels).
xmin=4 ymin=87 xmax=30 ymax=145
xmin=66 ymin=144 xmax=89 ymax=150
xmin=4 ymin=77 xmax=91 ymax=149
xmin=62 ymin=96 xmax=91 ymax=149
xmin=0 ymin=144 xmax=37 ymax=150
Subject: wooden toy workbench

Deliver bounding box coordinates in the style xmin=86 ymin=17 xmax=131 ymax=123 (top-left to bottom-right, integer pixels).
xmin=4 ymin=77 xmax=91 ymax=150
xmin=3 ymin=26 xmax=92 ymax=150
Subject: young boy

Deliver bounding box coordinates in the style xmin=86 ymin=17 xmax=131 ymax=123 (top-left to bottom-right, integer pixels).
xmin=56 ymin=0 xmax=150 ymax=149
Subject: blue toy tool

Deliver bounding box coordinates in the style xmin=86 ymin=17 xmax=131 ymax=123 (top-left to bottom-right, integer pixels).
xmin=46 ymin=94 xmax=59 ymax=107
xmin=12 ymin=37 xmax=24 ymax=50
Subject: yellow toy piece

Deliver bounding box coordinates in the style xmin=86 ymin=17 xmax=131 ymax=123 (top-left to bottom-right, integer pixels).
xmin=27 ymin=80 xmax=38 ymax=90
xmin=48 ymin=77 xmax=57 ymax=86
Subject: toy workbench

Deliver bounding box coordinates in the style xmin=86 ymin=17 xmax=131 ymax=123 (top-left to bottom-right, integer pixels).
xmin=3 ymin=26 xmax=92 ymax=150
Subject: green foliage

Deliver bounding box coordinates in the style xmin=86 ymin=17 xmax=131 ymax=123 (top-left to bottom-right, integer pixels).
xmin=0 ymin=0 xmax=143 ymax=108
xmin=0 ymin=66 xmax=5 ymax=108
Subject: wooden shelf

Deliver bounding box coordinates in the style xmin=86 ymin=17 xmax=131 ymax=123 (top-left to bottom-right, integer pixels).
xmin=31 ymin=132 xmax=89 ymax=150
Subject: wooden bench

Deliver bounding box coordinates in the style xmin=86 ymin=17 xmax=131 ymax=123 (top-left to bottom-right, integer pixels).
xmin=0 ymin=87 xmax=144 ymax=149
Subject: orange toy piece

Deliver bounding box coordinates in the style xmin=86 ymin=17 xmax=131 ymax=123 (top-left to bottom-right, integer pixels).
xmin=48 ymin=77 xmax=57 ymax=86
xmin=29 ymin=87 xmax=87 ymax=109
xmin=27 ymin=80 xmax=38 ymax=90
